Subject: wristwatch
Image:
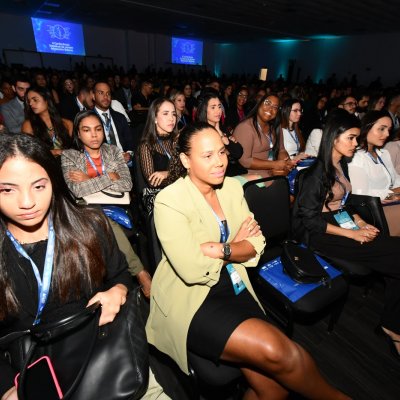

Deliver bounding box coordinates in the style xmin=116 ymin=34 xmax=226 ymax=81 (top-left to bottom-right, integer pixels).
xmin=222 ymin=243 xmax=231 ymax=261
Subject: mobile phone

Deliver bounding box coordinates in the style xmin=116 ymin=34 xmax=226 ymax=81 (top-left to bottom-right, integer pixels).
xmin=15 ymin=356 xmax=63 ymax=399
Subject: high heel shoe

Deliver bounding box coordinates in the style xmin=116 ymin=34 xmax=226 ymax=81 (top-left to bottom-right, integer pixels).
xmin=375 ymin=326 xmax=400 ymax=361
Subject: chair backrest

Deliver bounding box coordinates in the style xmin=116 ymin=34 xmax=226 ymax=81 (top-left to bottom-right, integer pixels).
xmin=243 ymin=176 xmax=291 ymax=250
xmin=133 ymin=152 xmax=148 ymax=198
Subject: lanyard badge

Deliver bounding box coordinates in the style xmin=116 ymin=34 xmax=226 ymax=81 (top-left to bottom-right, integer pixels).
xmin=333 ymin=191 xmax=359 ymax=230
xmin=6 ymin=215 xmax=55 ymax=325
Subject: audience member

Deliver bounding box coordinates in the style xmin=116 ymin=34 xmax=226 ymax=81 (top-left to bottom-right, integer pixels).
xmin=386 ymin=93 xmax=400 ymax=132
xmin=146 ymin=122 xmax=349 ymax=400
xmin=348 ymin=110 xmax=400 ymax=236
xmin=61 ymin=110 xmax=152 ymax=296
xmin=225 ymin=87 xmax=249 ymax=132
xmin=277 ymin=98 xmax=308 ymax=161
xmin=92 ymin=81 xmax=134 ymax=157
xmin=0 ymin=80 xmax=14 ymax=105
xmin=170 ymin=91 xmax=188 ymax=131
xmin=196 ymin=92 xmax=245 ymax=176
xmin=0 ymin=76 xmax=30 ymax=134
xmin=234 ymin=94 xmax=295 ymax=178
xmin=22 ymin=86 xmax=73 ymax=156
xmin=292 ymin=109 xmax=400 ymax=356
xmin=139 ymin=97 xmax=177 ymax=213
xmin=338 ymin=95 xmax=357 ymax=114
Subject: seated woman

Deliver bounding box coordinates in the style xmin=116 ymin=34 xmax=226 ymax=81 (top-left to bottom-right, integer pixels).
xmin=61 ymin=110 xmax=151 ymax=297
xmin=0 ymin=133 xmax=130 ymax=399
xmin=348 ymin=110 xmax=400 ymax=236
xmin=22 ymin=86 xmax=73 ymax=157
xmin=292 ymin=109 xmax=400 ymax=357
xmin=170 ymin=91 xmax=188 ymax=131
xmin=196 ymin=92 xmax=246 ymax=176
xmin=225 ymin=87 xmax=249 ymax=133
xmin=277 ymin=98 xmax=308 ymax=161
xmin=146 ymin=122 xmax=349 ymax=400
xmin=139 ymin=97 xmax=178 ymax=213
xmin=234 ymin=94 xmax=296 ymax=179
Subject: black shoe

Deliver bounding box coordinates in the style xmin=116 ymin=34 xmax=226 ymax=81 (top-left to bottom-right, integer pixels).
xmin=375 ymin=326 xmax=400 ymax=361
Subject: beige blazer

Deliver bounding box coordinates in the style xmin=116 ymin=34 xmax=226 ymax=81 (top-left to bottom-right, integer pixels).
xmin=145 ymin=176 xmax=266 ymax=374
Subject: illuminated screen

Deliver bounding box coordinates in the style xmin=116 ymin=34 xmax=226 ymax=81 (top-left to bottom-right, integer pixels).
xmin=171 ymin=37 xmax=203 ymax=65
xmin=31 ymin=17 xmax=86 ymax=55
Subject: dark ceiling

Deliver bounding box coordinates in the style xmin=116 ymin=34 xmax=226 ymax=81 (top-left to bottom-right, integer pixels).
xmin=2 ymin=0 xmax=400 ymax=42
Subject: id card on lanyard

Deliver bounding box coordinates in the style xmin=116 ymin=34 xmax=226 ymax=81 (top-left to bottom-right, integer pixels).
xmin=211 ymin=209 xmax=246 ymax=295
xmin=6 ymin=215 xmax=55 ymax=325
xmin=333 ymin=191 xmax=359 ymax=230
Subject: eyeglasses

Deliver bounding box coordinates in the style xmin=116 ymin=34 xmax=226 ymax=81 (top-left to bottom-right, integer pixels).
xmin=263 ymin=99 xmax=279 ymax=110
xmin=342 ymin=101 xmax=357 ymax=107
xmin=238 ymin=93 xmax=248 ymax=98
xmin=291 ymin=109 xmax=303 ymax=113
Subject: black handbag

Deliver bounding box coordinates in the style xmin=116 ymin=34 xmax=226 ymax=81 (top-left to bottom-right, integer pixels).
xmin=281 ymin=240 xmax=331 ymax=286
xmin=0 ymin=286 xmax=149 ymax=400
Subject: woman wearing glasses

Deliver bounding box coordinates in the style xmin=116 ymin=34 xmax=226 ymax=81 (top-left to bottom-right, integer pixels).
xmin=225 ymin=87 xmax=249 ymax=132
xmin=234 ymin=94 xmax=296 ymax=178
xmin=277 ymin=99 xmax=308 ymax=161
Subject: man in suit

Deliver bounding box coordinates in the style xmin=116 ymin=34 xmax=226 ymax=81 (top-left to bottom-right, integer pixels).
xmin=0 ymin=76 xmax=30 ymax=133
xmin=92 ymin=81 xmax=135 ymax=161
xmin=59 ymin=86 xmax=93 ymax=122
xmin=386 ymin=93 xmax=400 ymax=132
xmin=113 ymin=75 xmax=133 ymax=112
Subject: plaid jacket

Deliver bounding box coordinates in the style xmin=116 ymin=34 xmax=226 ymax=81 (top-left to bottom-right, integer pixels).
xmin=61 ymin=144 xmax=133 ymax=198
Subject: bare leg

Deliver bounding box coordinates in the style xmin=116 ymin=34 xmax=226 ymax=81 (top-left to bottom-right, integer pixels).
xmin=221 ymin=318 xmax=350 ymax=400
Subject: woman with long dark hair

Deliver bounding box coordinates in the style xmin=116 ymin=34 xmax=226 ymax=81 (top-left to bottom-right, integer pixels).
xmin=348 ymin=110 xmax=400 ymax=236
xmin=22 ymin=86 xmax=72 ymax=156
xmin=277 ymin=98 xmax=308 ymax=160
xmin=292 ymin=109 xmax=400 ymax=358
xmin=139 ymin=97 xmax=178 ymax=213
xmin=196 ymin=92 xmax=246 ymax=176
xmin=234 ymin=94 xmax=296 ymax=178
xmin=0 ymin=133 xmax=131 ymax=400
xmin=147 ymin=122 xmax=349 ymax=400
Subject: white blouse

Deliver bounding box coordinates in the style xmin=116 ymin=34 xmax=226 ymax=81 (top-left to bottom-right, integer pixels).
xmin=348 ymin=148 xmax=400 ymax=200
xmin=305 ymin=128 xmax=323 ymax=157
xmin=282 ymin=127 xmax=300 ymax=158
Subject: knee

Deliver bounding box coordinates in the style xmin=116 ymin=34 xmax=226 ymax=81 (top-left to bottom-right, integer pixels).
xmin=258 ymin=335 xmax=301 ymax=374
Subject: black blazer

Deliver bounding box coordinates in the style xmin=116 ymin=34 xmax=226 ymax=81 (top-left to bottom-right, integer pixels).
xmin=109 ymin=108 xmax=135 ymax=151
xmin=292 ymin=159 xmax=351 ymax=244
xmin=59 ymin=95 xmax=80 ymax=122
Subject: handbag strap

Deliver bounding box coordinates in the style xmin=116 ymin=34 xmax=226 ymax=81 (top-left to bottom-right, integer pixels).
xmin=100 ymin=190 xmax=125 ymax=198
xmin=15 ymin=302 xmax=101 ymax=400
xmin=0 ymin=330 xmax=31 ymax=348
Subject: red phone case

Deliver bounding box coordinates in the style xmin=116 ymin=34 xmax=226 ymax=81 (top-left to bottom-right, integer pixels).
xmin=14 ymin=356 xmax=63 ymax=399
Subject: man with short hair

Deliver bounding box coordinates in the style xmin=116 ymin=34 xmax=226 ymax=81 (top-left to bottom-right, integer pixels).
xmin=131 ymin=80 xmax=154 ymax=124
xmin=355 ymin=92 xmax=370 ymax=120
xmin=338 ymin=95 xmax=357 ymax=114
xmin=59 ymin=86 xmax=93 ymax=122
xmin=0 ymin=76 xmax=30 ymax=133
xmin=92 ymin=81 xmax=134 ymax=160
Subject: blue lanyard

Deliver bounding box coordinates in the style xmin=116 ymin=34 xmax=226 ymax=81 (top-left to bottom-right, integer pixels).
xmin=84 ymin=149 xmax=105 ymax=176
xmin=340 ymin=190 xmax=350 ymax=210
xmin=94 ymin=109 xmax=113 ymax=144
xmin=257 ymin=122 xmax=274 ymax=160
xmin=367 ymin=150 xmax=394 ymax=188
xmin=211 ymin=209 xmax=230 ymax=243
xmin=288 ymin=128 xmax=300 ymax=153
xmin=6 ymin=215 xmax=55 ymax=325
xmin=157 ymin=138 xmax=172 ymax=160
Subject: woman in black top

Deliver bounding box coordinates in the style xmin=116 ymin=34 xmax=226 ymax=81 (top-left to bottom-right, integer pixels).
xmin=0 ymin=133 xmax=131 ymax=399
xmin=196 ymin=92 xmax=246 ymax=176
xmin=292 ymin=109 xmax=400 ymax=357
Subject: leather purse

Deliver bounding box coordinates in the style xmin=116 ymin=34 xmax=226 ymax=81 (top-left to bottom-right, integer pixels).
xmin=281 ymin=240 xmax=331 ymax=286
xmin=0 ymin=287 xmax=149 ymax=400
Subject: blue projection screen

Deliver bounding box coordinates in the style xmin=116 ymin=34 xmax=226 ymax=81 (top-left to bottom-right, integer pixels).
xmin=31 ymin=17 xmax=85 ymax=56
xmin=171 ymin=37 xmax=203 ymax=65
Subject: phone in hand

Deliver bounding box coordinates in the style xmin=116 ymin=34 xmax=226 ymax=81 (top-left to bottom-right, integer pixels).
xmin=15 ymin=356 xmax=63 ymax=399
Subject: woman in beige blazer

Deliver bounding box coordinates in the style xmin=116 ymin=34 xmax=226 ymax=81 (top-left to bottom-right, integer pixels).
xmin=146 ymin=122 xmax=348 ymax=400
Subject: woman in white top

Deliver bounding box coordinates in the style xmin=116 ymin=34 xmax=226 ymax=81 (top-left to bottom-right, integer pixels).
xmin=385 ymin=127 xmax=400 ymax=175
xmin=348 ymin=110 xmax=400 ymax=236
xmin=278 ymin=99 xmax=308 ymax=161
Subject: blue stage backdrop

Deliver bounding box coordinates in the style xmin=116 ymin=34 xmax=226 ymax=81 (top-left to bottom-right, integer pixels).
xmin=171 ymin=37 xmax=203 ymax=65
xmin=31 ymin=17 xmax=86 ymax=56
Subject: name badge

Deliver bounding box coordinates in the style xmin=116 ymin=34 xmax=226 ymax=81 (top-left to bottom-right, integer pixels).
xmin=334 ymin=210 xmax=359 ymax=230
xmin=226 ymin=264 xmax=246 ymax=295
